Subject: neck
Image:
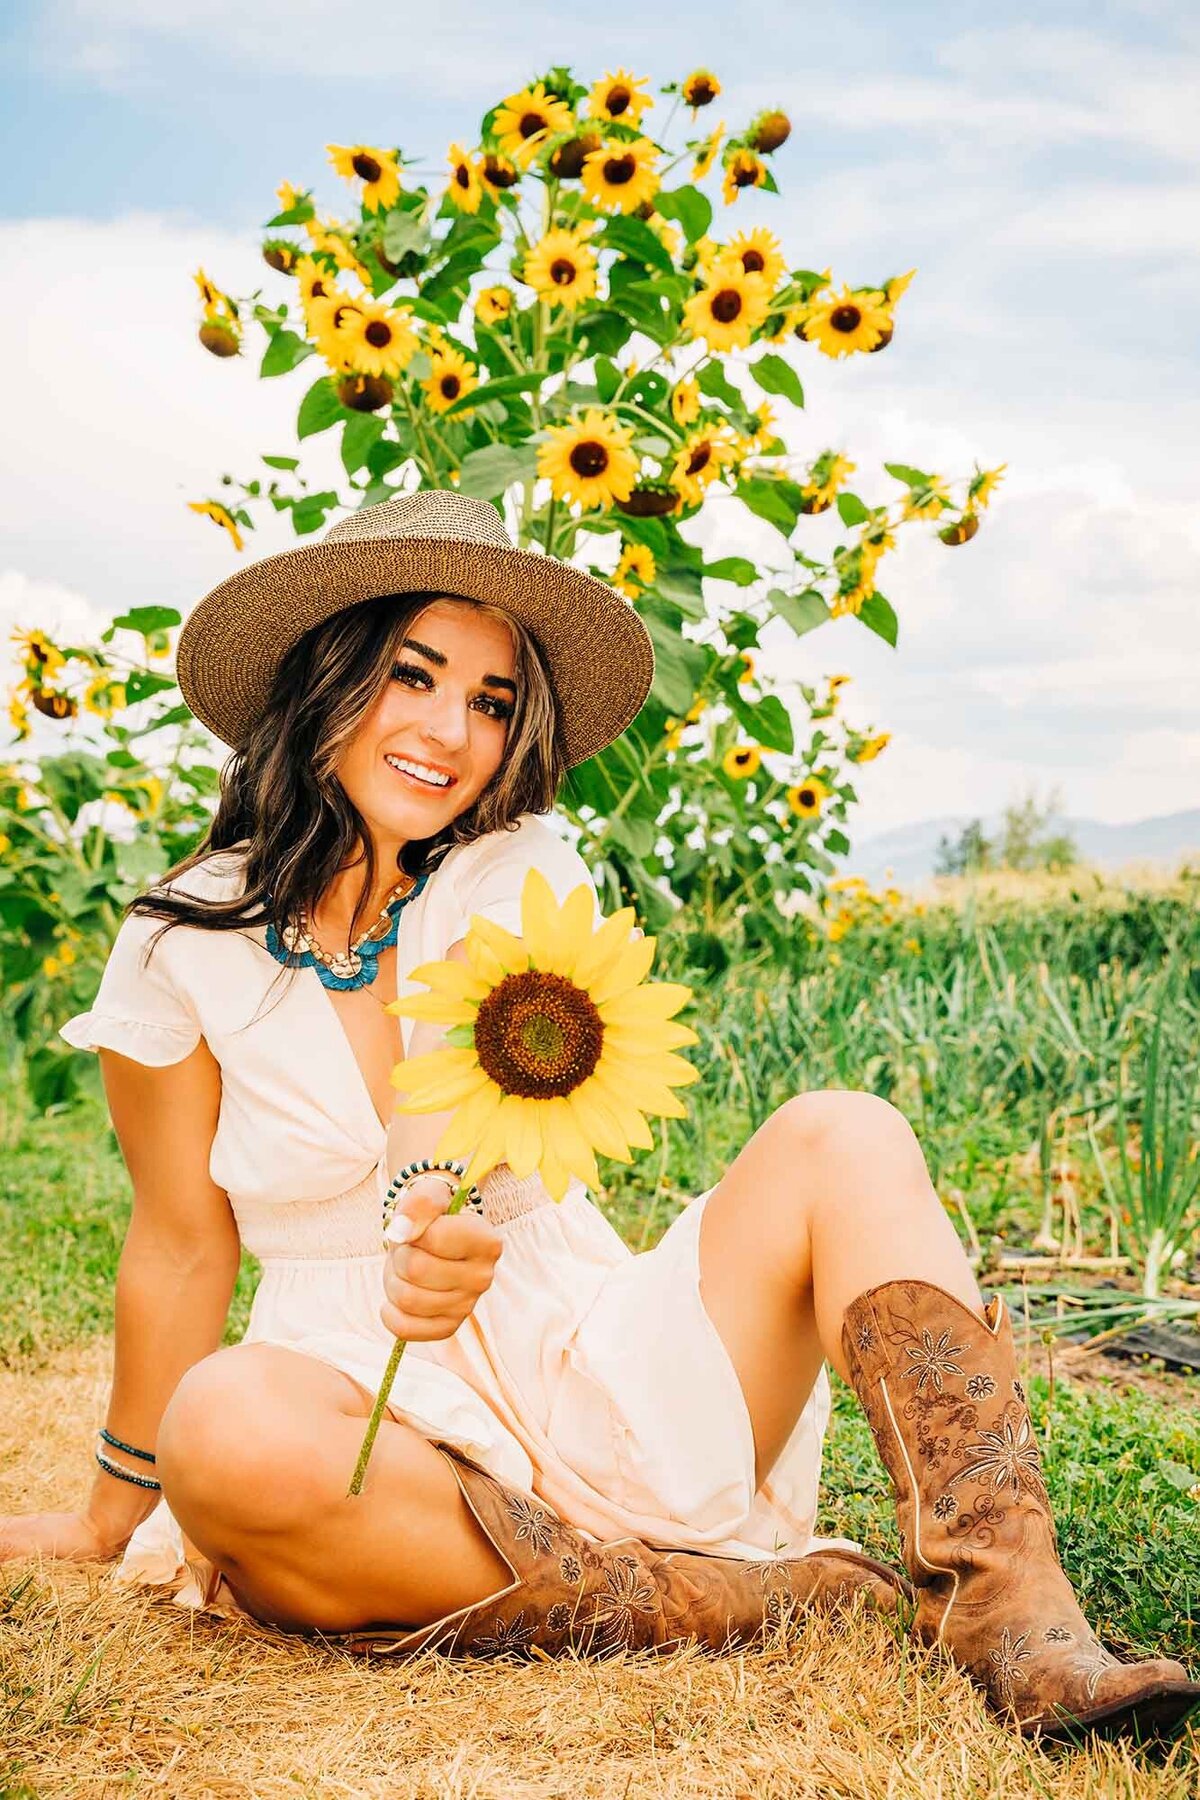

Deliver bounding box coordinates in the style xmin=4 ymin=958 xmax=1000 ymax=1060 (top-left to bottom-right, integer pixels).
xmin=316 ymin=840 xmax=408 ymax=938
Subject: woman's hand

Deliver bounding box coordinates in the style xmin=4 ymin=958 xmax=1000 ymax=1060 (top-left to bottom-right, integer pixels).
xmin=381 ymin=1176 xmax=503 ymax=1343
xmin=0 ymin=1509 xmax=127 ymax=1564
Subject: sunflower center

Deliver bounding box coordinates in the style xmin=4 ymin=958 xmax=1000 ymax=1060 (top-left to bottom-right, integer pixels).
xmin=454 ymin=162 xmax=471 ymax=188
xmin=710 ymin=288 xmax=743 ymax=323
xmin=742 ymin=249 xmax=765 ymax=272
xmin=365 ymin=320 xmax=392 ymax=347
xmin=474 ymin=971 xmax=605 ymax=1099
xmin=603 ymin=154 xmax=637 ymax=185
xmin=607 ymin=85 xmax=631 ymax=115
xmin=519 ymin=111 xmax=547 ymax=139
xmin=689 ymin=77 xmax=716 ymax=105
xmin=549 ymin=256 xmax=578 ymax=285
xmin=440 ymin=375 xmax=461 ymax=398
xmin=686 ymin=443 xmax=712 ymax=476
xmin=735 ymin=751 xmax=751 ymax=767
xmin=311 ymin=277 xmax=329 ymax=298
xmin=799 ymin=787 xmax=815 ymax=804
xmin=352 ymin=153 xmax=383 ymax=183
xmin=569 ymin=439 xmax=609 ymax=478
xmin=831 ymin=304 xmax=863 ymax=332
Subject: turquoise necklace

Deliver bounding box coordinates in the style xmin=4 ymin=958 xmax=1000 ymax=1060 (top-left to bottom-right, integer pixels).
xmin=265 ymin=871 xmax=430 ymax=992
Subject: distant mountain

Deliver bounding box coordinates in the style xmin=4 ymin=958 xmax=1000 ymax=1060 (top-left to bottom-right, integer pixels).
xmin=846 ymin=807 xmax=1200 ymax=889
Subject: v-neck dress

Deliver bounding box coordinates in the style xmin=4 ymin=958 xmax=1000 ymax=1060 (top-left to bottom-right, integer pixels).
xmin=59 ymin=812 xmax=843 ymax=1618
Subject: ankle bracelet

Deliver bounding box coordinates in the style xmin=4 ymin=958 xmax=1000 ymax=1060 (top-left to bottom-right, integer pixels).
xmin=94 ymin=1449 xmax=162 ymax=1491
xmin=98 ymin=1427 xmax=156 ymax=1465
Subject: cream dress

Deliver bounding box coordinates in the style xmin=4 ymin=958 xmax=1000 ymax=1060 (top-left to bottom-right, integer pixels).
xmin=60 ymin=812 xmax=843 ymax=1618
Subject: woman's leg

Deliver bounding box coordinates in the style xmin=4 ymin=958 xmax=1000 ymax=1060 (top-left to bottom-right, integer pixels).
xmin=156 ymin=1344 xmax=511 ymax=1633
xmin=695 ymin=1087 xmax=977 ymax=1489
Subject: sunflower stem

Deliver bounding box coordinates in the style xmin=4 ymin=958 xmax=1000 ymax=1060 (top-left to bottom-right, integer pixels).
xmin=346 ymin=1183 xmax=472 ymax=1497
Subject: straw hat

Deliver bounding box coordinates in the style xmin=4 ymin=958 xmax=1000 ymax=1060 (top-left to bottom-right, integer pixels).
xmin=176 ymin=488 xmax=655 ymax=767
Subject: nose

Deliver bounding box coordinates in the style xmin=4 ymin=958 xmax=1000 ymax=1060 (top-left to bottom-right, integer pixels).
xmin=420 ymin=686 xmax=470 ymax=754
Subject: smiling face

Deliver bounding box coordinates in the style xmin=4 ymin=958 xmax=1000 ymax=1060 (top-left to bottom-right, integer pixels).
xmin=334 ymin=597 xmax=519 ymax=861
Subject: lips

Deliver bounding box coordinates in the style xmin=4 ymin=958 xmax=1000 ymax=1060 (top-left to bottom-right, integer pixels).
xmin=384 ymin=753 xmax=458 ymax=791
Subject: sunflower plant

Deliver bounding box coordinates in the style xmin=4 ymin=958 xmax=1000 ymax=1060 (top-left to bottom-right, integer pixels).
xmin=188 ymin=62 xmax=1001 ymax=950
xmin=348 ymin=862 xmax=697 ymax=1494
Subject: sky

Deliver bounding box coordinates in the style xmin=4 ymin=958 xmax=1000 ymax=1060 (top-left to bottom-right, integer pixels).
xmin=2 ymin=1 xmax=1197 ymax=849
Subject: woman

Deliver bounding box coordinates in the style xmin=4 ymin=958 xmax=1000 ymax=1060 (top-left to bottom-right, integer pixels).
xmin=2 ymin=490 xmax=1194 ymax=1742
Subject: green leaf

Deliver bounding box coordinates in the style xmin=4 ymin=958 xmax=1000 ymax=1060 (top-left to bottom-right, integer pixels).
xmin=836 ymin=491 xmax=869 ymax=526
xmin=702 ymin=556 xmax=758 ymax=587
xmin=260 ymin=328 xmax=314 ymax=379
xmin=341 ymin=411 xmax=386 ymax=476
xmin=292 ymin=491 xmax=340 ymax=535
xmin=607 ymin=812 xmax=658 ymax=860
xmin=455 ymin=441 xmax=539 ymax=501
xmin=297 ymin=376 xmax=347 ymax=440
xmin=731 ymin=689 xmax=794 ymax=754
xmin=736 ymin=475 xmax=802 ymax=537
xmin=654 ymin=185 xmax=712 ymax=245
xmin=768 ymin=586 xmax=831 ymax=638
xmin=655 ymin=564 xmax=706 ymax=622
xmin=123 ymin=670 xmax=178 ymax=707
xmin=382 ymin=210 xmax=432 ymax=263
xmin=858 ymin=590 xmax=899 ymax=647
xmin=1159 ymin=1460 xmax=1199 ymax=1491
xmin=109 ymin=606 xmax=182 ymax=635
xmin=441 ymin=369 xmax=549 ymax=418
xmin=575 ymin=311 xmax=633 ymax=358
xmin=750 ymin=352 xmax=805 ymax=409
xmin=825 ymin=828 xmax=850 ymax=855
xmin=644 ymin=613 xmax=708 ymax=714
xmin=262 ymin=453 xmax=300 ymax=471
xmin=594 ymin=356 xmax=621 ymax=404
xmin=883 ymin=462 xmax=929 ymax=488
xmin=596 ymin=216 xmax=675 ymax=275
xmin=697 ymin=360 xmax=742 ymax=409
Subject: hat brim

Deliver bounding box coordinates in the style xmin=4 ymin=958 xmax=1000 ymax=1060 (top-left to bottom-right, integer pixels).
xmin=176 ymin=532 xmax=656 ymax=767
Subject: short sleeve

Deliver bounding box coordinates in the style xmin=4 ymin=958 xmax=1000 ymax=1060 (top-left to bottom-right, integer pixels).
xmin=59 ymin=909 xmax=202 ymax=1068
xmin=454 ymin=814 xmax=603 ymax=942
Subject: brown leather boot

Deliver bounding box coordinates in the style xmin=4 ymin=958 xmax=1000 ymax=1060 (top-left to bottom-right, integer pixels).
xmin=842 ymin=1279 xmax=1200 ymax=1740
xmin=331 ymin=1438 xmax=910 ymax=1661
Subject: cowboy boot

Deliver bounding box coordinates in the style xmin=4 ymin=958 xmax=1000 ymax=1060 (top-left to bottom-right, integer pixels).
xmin=842 ymin=1279 xmax=1200 ymax=1740
xmin=332 ymin=1437 xmax=910 ymax=1662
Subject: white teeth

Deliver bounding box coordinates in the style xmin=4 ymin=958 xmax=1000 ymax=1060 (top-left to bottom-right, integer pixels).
xmin=386 ymin=755 xmax=452 ymax=788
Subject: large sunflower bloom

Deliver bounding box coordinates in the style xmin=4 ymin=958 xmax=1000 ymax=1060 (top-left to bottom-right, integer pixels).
xmin=310 ymin=293 xmax=369 ymax=373
xmin=720 ymin=227 xmax=787 ymax=292
xmin=586 ymin=69 xmax=654 ymax=128
xmin=522 ymin=225 xmax=598 ymax=311
xmin=803 ymin=285 xmax=893 ymax=358
xmin=581 ymin=137 xmax=660 ymax=213
xmin=388 ymin=867 xmax=699 ymax=1200
xmin=670 ymin=428 xmax=738 ymax=507
xmin=683 ymin=268 xmax=769 ymax=352
xmin=722 ymin=149 xmax=766 ymax=204
xmin=188 ymin=500 xmax=244 ymax=552
xmin=537 ymin=410 xmax=640 ymax=512
xmin=494 ymin=83 xmax=575 ymax=169
xmin=335 ymin=298 xmax=419 ymax=378
xmin=422 ymin=346 xmax=477 ymax=415
xmin=326 ymin=144 xmax=402 ymax=213
xmin=446 ymin=143 xmax=484 ymax=214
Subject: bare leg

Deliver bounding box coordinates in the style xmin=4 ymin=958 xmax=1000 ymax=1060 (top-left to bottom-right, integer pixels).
xmin=695 ymin=1089 xmax=983 ymax=1489
xmin=156 ymin=1343 xmax=511 ymax=1633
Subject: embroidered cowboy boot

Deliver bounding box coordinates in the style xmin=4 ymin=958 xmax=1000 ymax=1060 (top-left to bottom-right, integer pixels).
xmin=842 ymin=1279 xmax=1200 ymax=1739
xmin=334 ymin=1437 xmax=910 ymax=1662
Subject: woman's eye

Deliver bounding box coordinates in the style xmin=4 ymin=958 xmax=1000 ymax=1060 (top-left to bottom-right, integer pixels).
xmin=392 ymin=662 xmax=430 ymax=689
xmin=392 ymin=663 xmax=512 ymax=722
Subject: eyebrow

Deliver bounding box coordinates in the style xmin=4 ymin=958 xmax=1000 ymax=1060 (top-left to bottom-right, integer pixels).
xmin=400 ymin=637 xmax=518 ymax=699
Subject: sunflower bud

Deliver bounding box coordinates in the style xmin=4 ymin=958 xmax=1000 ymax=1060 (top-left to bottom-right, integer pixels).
xmin=682 ymin=70 xmax=720 ymax=108
xmin=798 ymin=493 xmax=832 ymax=514
xmin=748 ymin=109 xmax=791 ymax=154
xmin=336 ymin=373 xmax=394 ymax=412
xmin=549 ymin=131 xmax=601 ymax=180
xmin=482 ymin=153 xmax=520 ymax=189
xmin=867 ymin=323 xmax=895 ymax=353
xmin=938 ymin=512 xmax=980 ymax=546
xmin=615 ymin=482 xmax=681 ymax=518
xmin=262 ymin=240 xmax=300 ymax=273
xmin=198 ymin=319 xmax=241 ymax=358
xmin=31 ymin=688 xmax=77 ymax=721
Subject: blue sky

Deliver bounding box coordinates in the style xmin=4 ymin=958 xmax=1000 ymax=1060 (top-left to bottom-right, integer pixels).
xmin=2 ymin=1 xmax=1197 ymax=848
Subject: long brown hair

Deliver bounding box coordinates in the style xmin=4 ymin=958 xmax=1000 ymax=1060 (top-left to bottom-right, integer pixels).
xmin=128 ymin=591 xmax=567 ymax=959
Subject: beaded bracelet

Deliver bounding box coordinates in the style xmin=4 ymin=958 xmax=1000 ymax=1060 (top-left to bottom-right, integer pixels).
xmin=382 ymin=1157 xmax=482 ymax=1231
xmin=98 ymin=1426 xmax=156 ymax=1465
xmin=94 ymin=1448 xmax=162 ymax=1491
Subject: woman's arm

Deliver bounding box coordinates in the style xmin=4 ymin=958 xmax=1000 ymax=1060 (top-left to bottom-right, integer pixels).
xmin=0 ymin=1037 xmax=241 ymax=1562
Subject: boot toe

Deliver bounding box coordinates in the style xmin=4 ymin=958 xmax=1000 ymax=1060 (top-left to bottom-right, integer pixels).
xmin=1023 ymin=1661 xmax=1200 ymax=1743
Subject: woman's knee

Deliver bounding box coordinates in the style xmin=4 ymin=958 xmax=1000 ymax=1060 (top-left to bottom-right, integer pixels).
xmin=157 ymin=1345 xmax=329 ymax=1537
xmin=779 ymin=1088 xmax=924 ymax=1165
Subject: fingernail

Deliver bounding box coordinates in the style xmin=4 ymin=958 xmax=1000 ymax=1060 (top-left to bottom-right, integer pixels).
xmin=385 ymin=1212 xmax=416 ymax=1245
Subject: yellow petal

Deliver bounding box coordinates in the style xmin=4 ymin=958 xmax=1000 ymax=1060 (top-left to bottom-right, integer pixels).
xmin=468 ymin=913 xmax=530 ymax=974
xmin=539 ymin=1140 xmax=573 ymax=1201
xmin=387 ymin=993 xmax=476 ymax=1025
xmin=552 ymin=881 xmax=598 ymax=978
xmin=394 ymin=1064 xmax=491 ymax=1111
xmin=520 ymin=864 xmax=563 ymax=969
xmin=568 ymin=906 xmax=638 ymax=990
xmin=567 ymin=1078 xmax=633 ymax=1161
xmin=594 ymin=1063 xmax=690 ymax=1118
xmin=434 ymin=1079 xmax=504 ymax=1158
xmin=466 ymin=930 xmax=507 ymax=986
xmin=602 ymin=1020 xmax=699 ymax=1054
xmin=406 ymin=960 xmax=490 ymax=1001
xmin=390 ymin=1046 xmax=479 ymax=1090
xmin=589 ymin=933 xmax=657 ymax=1005
xmin=500 ymin=1093 xmax=545 ymax=1181
xmin=587 ymin=1068 xmax=657 ymax=1148
xmin=545 ymin=1095 xmax=601 ymax=1190
xmin=598 ymin=982 xmax=693 ymax=1025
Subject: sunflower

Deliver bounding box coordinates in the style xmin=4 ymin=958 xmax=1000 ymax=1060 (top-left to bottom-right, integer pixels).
xmin=670 ymin=378 xmax=701 ymax=426
xmin=683 ymin=69 xmax=721 ymax=108
xmin=747 ymin=109 xmax=791 ymax=154
xmin=446 ymin=143 xmax=484 ymax=214
xmin=611 ymin=542 xmax=656 ymax=599
xmin=295 ymin=254 xmax=339 ymax=322
xmin=827 ymin=673 xmax=852 ymax=694
xmin=326 ymin=143 xmax=402 ymax=213
xmin=685 ymin=695 xmax=709 ymax=724
xmin=848 ymin=733 xmax=891 ymax=764
xmin=692 ymin=123 xmax=725 ymax=181
xmin=522 ymin=225 xmax=598 ymax=311
xmin=722 ymin=149 xmax=766 ymax=204
xmin=723 ymin=744 xmax=761 ymax=780
xmin=645 ymin=213 xmax=682 ymax=260
xmin=750 ymin=400 xmax=777 ymax=448
xmin=738 ymin=652 xmax=755 ymax=684
xmin=899 ymin=474 xmax=953 ymax=521
xmin=669 ymin=427 xmax=738 ymax=508
xmin=188 ymin=500 xmax=244 ymax=551
xmin=275 ymin=180 xmax=307 ymax=214
xmin=7 ymin=691 xmax=30 ymax=739
xmin=581 ymin=137 xmax=660 ymax=213
xmin=481 ymin=152 xmax=520 ymax=191
xmin=335 ymin=299 xmax=419 ymax=378
xmin=30 ymin=688 xmax=76 ymax=721
xmin=11 ymin=628 xmax=65 ymax=681
xmin=83 ymin=675 xmax=127 ymax=717
xmin=719 ymin=227 xmax=787 ymax=292
xmin=310 ymin=293 xmax=369 ymax=372
xmin=969 ymin=463 xmax=1008 ymax=510
xmin=422 ymin=346 xmax=478 ymax=415
xmin=474 ymin=285 xmax=514 ymax=326
xmin=388 ymin=865 xmax=699 ymax=1200
xmin=802 ymin=285 xmax=893 ymax=358
xmin=761 ymin=302 xmax=809 ymax=345
xmin=192 ymin=266 xmax=230 ymax=315
xmin=787 ymin=776 xmax=827 ymax=820
xmin=885 ymin=268 xmax=918 ymax=304
xmin=801 ymin=451 xmax=857 ymax=512
xmin=683 ymin=268 xmax=770 ymax=352
xmin=303 ymin=217 xmax=373 ymax=285
xmin=494 ymin=83 xmax=575 ymax=169
xmin=537 ymin=410 xmax=640 ymax=512
xmin=586 ymin=68 xmax=653 ymax=128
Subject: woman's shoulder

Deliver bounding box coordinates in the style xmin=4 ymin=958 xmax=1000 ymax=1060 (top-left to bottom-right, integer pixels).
xmin=442 ymin=813 xmax=592 ymax=891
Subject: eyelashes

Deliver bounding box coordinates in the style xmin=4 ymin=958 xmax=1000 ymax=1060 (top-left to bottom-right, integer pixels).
xmin=391 ymin=661 xmax=514 ymax=722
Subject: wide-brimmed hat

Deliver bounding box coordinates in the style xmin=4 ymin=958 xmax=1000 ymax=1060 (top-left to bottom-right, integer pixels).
xmin=176 ymin=488 xmax=655 ymax=766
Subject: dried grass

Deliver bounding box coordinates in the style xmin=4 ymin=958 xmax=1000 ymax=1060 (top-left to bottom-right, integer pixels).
xmin=3 ymin=1341 xmax=1196 ymax=1799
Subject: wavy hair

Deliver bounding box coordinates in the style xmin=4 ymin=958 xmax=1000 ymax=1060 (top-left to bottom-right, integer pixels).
xmin=127 ymin=591 xmax=567 ymax=961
